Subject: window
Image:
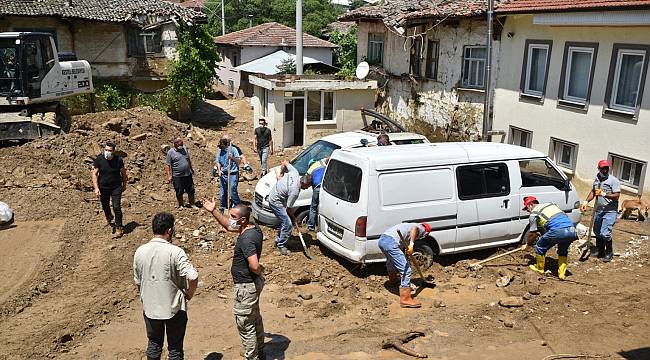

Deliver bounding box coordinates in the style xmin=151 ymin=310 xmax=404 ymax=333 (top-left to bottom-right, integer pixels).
xmin=550 ymin=138 xmax=578 ymax=170
xmin=306 ymin=91 xmax=335 ymax=122
xmin=610 ymin=154 xmax=646 ymax=189
xmin=605 ymin=44 xmax=650 ymax=116
xmin=232 ymin=52 xmax=239 ymax=67
xmin=291 ymin=140 xmax=340 ymax=175
xmin=14 ymin=28 xmax=57 ymax=46
xmin=462 ymin=46 xmax=486 ymax=88
xmin=127 ymin=28 xmax=162 ymax=56
xmin=409 ymin=35 xmax=422 ymax=76
xmin=323 ymin=159 xmax=363 ymax=203
xmin=520 ymin=40 xmax=552 ymax=97
xmin=509 ymin=127 xmax=532 ymax=148
xmin=519 ymin=159 xmax=566 ymax=190
xmin=367 ymin=33 xmax=384 ymax=65
xmin=559 ymin=43 xmax=598 ymax=105
xmin=0 ymin=42 xmax=20 ymax=96
xmin=457 ymin=163 xmax=510 ymax=200
xmin=425 ymin=40 xmax=439 ymax=80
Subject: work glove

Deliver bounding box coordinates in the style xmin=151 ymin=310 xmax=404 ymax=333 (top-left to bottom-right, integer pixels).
xmin=594 ymin=188 xmax=603 ymax=197
xmin=406 ymin=243 xmax=414 ymax=255
xmin=580 ymin=201 xmax=589 ymax=213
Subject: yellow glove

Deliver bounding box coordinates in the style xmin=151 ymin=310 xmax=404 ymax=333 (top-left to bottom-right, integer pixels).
xmin=406 ymin=243 xmax=414 ymax=255
xmin=580 ymin=201 xmax=589 ymax=212
xmin=594 ymin=188 xmax=603 ymax=197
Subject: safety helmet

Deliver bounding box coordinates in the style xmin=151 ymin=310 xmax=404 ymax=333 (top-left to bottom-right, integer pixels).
xmin=421 ymin=223 xmax=432 ymax=233
xmin=598 ymin=160 xmax=610 ymax=169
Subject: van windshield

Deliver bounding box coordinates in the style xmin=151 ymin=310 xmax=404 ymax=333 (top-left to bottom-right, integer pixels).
xmin=291 ymin=140 xmax=340 ymax=175
xmin=323 ymin=159 xmax=362 ymax=203
xmin=519 ymin=158 xmax=566 ymax=190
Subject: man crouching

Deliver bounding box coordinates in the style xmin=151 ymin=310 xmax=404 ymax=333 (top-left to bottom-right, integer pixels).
xmin=202 ymin=198 xmax=265 ymax=360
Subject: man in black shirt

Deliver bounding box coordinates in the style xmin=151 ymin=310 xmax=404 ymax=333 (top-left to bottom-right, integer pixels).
xmin=202 ymin=198 xmax=265 ymax=360
xmin=253 ymin=118 xmax=273 ymax=176
xmin=92 ymin=142 xmax=128 ymax=238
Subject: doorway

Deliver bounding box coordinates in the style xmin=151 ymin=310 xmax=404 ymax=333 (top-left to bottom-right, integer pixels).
xmin=283 ymin=93 xmax=305 ymax=147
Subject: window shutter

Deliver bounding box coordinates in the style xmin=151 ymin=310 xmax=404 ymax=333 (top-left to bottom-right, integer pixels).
xmin=127 ymin=27 xmax=139 ymax=57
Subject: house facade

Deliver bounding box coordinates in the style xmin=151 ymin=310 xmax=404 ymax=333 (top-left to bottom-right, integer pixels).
xmin=0 ymin=0 xmax=205 ymax=91
xmin=341 ymin=0 xmax=502 ymax=141
xmin=493 ymin=0 xmax=650 ymax=196
xmin=214 ymin=23 xmax=338 ymax=96
xmin=249 ymin=75 xmax=377 ymax=149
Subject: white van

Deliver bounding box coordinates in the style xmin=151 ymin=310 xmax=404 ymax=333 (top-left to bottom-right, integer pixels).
xmin=252 ymin=130 xmax=428 ymax=227
xmin=316 ymin=142 xmax=582 ymax=268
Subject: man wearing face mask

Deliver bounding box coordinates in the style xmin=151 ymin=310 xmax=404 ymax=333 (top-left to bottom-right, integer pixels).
xmin=92 ymin=142 xmax=128 ymax=238
xmin=134 ymin=212 xmax=199 ymax=360
xmin=580 ymin=160 xmax=621 ymax=262
xmin=253 ymin=117 xmax=273 ymax=176
xmin=165 ymin=137 xmax=197 ymax=210
xmin=201 ymin=198 xmax=265 ymax=360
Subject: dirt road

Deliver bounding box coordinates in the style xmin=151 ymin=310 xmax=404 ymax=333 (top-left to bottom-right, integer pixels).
xmin=0 ymin=99 xmax=648 ymax=360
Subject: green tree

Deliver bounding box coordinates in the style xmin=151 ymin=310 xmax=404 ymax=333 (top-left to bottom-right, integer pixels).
xmin=276 ymin=57 xmax=296 ymax=74
xmin=166 ymin=25 xmax=220 ymax=111
xmin=329 ymin=27 xmax=357 ymax=77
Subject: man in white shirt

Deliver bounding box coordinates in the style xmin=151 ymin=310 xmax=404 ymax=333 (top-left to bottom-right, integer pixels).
xmin=133 ymin=212 xmax=199 ymax=360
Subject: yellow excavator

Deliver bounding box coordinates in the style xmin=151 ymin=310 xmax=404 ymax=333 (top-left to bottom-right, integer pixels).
xmin=0 ymin=32 xmax=93 ymax=141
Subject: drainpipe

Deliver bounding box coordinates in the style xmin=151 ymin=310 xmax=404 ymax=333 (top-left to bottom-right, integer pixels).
xmin=296 ymin=0 xmax=303 ymax=75
xmin=482 ymin=0 xmax=494 ymax=141
xmin=221 ymin=0 xmax=225 ymax=35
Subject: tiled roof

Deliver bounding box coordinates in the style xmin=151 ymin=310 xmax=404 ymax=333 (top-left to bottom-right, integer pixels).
xmin=214 ymin=22 xmax=338 ymax=48
xmin=496 ymin=0 xmax=650 ymax=13
xmin=339 ymin=0 xmax=502 ymax=28
xmin=322 ymin=21 xmax=356 ymax=37
xmin=179 ymin=0 xmax=205 ymax=10
xmin=0 ymin=0 xmax=206 ymax=25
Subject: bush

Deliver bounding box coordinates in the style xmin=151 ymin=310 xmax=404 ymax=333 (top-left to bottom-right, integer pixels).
xmin=95 ymin=83 xmax=130 ymax=111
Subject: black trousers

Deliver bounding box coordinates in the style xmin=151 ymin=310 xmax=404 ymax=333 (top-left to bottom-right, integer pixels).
xmin=99 ymin=186 xmax=122 ymax=227
xmin=144 ymin=310 xmax=188 ymax=360
xmin=172 ymin=175 xmax=195 ymax=199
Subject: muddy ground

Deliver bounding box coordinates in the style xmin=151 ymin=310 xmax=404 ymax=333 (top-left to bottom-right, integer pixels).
xmin=0 ymin=99 xmax=648 ymax=360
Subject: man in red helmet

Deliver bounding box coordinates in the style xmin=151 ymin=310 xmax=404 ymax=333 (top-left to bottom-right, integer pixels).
xmin=523 ymin=196 xmax=576 ymax=279
xmin=378 ymin=222 xmax=432 ymax=308
xmin=580 ymin=160 xmax=620 ymax=262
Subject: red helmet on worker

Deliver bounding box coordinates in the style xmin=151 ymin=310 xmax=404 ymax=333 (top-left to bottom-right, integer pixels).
xmin=598 ymin=160 xmax=610 ymax=169
xmin=420 ymin=222 xmax=432 ymax=233
xmin=522 ymin=196 xmax=538 ymax=210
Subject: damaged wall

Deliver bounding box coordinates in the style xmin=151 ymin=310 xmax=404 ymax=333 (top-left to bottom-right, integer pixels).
xmin=357 ymin=19 xmax=500 ymax=141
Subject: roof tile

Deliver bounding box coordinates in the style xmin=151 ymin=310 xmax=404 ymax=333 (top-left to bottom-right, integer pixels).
xmin=496 ymin=0 xmax=650 ymax=13
xmin=214 ymin=22 xmax=338 ymax=48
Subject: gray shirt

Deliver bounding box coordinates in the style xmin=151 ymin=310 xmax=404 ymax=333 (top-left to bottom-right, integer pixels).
xmin=593 ymin=175 xmax=621 ymax=213
xmin=269 ymin=164 xmax=300 ymax=208
xmin=133 ymin=238 xmax=199 ymax=320
xmin=165 ymin=146 xmax=192 ymax=177
xmin=383 ymin=223 xmax=428 ymax=244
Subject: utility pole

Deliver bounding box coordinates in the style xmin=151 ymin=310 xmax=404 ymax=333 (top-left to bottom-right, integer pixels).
xmin=296 ymin=0 xmax=303 ymax=75
xmin=221 ymin=0 xmax=225 ymax=35
xmin=482 ymin=0 xmax=493 ymax=141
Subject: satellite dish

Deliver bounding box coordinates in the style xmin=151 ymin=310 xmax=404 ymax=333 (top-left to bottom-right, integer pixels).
xmin=355 ymin=61 xmax=370 ymax=80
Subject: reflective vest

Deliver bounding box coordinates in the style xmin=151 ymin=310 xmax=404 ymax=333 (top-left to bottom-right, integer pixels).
xmin=531 ymin=203 xmax=564 ymax=230
xmin=307 ymin=159 xmax=328 ymax=175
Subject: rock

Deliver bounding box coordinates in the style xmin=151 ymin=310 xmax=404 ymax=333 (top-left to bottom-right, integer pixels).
xmin=192 ymin=229 xmax=201 ymax=237
xmin=161 ymin=144 xmax=171 ymax=154
xmin=58 ymin=169 xmax=71 ymax=179
xmin=130 ymin=133 xmax=151 ymax=141
xmin=298 ymin=293 xmax=313 ymax=300
xmin=433 ymin=299 xmax=446 ymax=308
xmin=477 ymin=284 xmax=486 ymax=290
xmin=523 ymin=293 xmax=533 ymax=301
xmin=433 ymin=330 xmax=449 ymax=337
xmin=525 ymin=273 xmax=541 ymax=295
xmin=37 ymin=282 xmax=49 ymax=294
xmin=150 ymin=193 xmax=164 ymax=202
xmin=499 ymin=296 xmax=524 ymax=308
xmin=504 ymin=319 xmax=515 ymax=328
xmin=285 ymin=312 xmax=295 ymax=319
xmin=313 ymin=269 xmax=322 ymax=278
xmin=58 ymin=334 xmax=73 ymax=343
xmin=102 ymin=118 xmax=123 ymax=133
xmin=365 ymin=294 xmax=372 ymax=300
xmin=15 ymin=306 xmax=24 ymax=314
xmin=108 ymin=244 xmax=116 ymax=250
xmin=292 ymin=274 xmax=312 ymax=285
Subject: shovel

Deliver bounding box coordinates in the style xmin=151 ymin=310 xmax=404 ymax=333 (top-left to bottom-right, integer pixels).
xmin=396 ymin=230 xmax=435 ymax=287
xmin=579 ymin=184 xmax=601 ymax=261
xmin=294 ymin=223 xmax=312 ymax=260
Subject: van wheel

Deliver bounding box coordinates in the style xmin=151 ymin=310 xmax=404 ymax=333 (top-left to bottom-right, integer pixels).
xmin=295 ymin=208 xmax=310 ymax=227
xmin=519 ymin=225 xmax=530 ymax=245
xmin=412 ymin=242 xmax=435 ymax=270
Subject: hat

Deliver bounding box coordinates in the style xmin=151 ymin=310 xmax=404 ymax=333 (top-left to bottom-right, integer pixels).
xmin=421 ymin=223 xmax=432 ymax=233
xmin=522 ymin=196 xmax=538 ymax=210
xmin=598 ymin=159 xmax=610 ymax=168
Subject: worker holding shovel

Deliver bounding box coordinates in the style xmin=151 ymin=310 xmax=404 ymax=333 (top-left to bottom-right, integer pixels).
xmin=215 ymin=137 xmax=241 ymax=213
xmin=524 ymin=196 xmax=577 ymax=279
xmin=378 ymin=222 xmax=432 ymax=308
xmin=580 ymin=160 xmax=620 ymax=262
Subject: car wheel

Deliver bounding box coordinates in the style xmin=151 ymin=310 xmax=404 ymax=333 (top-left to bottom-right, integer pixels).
xmin=295 ymin=208 xmax=310 ymax=227
xmin=412 ymin=241 xmax=435 ymax=270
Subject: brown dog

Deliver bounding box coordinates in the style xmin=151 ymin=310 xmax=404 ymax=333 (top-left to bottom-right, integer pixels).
xmin=619 ymin=197 xmax=649 ymax=221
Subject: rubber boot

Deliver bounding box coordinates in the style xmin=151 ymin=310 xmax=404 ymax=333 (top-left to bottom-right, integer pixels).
xmin=399 ymin=287 xmax=421 ymax=308
xmin=529 ymin=255 xmax=545 ymax=274
xmin=595 ymin=237 xmax=605 ymax=258
xmin=558 ymin=256 xmax=568 ymax=280
xmin=603 ymin=240 xmax=613 ymax=262
xmin=386 ymin=271 xmax=400 ymax=287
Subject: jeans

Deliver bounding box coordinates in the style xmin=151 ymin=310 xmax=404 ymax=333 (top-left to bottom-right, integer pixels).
xmin=233 ymin=278 xmax=265 ymax=360
xmin=143 ymin=310 xmax=188 ymax=360
xmin=219 ymin=173 xmax=240 ymax=210
xmin=307 ymin=186 xmax=320 ymax=229
xmin=269 ymin=202 xmax=292 ymax=248
xmin=378 ymin=234 xmax=411 ymax=288
xmin=258 ymin=147 xmax=269 ymax=174
xmin=100 ymin=186 xmax=123 ymax=227
xmin=594 ymin=211 xmax=617 ymax=242
xmin=534 ymin=226 xmax=577 ymax=256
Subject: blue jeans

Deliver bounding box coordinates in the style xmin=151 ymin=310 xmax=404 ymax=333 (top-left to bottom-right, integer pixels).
xmin=269 ymin=203 xmax=292 ymax=248
xmin=220 ymin=173 xmax=240 ymax=210
xmin=594 ymin=211 xmax=617 ymax=241
xmin=534 ymin=226 xmax=577 ymax=256
xmin=258 ymin=147 xmax=269 ymax=174
xmin=378 ymin=234 xmax=411 ymax=288
xmin=307 ymin=186 xmax=320 ymax=229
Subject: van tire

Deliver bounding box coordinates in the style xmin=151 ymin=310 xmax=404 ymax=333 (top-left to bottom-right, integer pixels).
xmin=519 ymin=225 xmax=530 ymax=245
xmin=295 ymin=208 xmax=310 ymax=226
xmin=413 ymin=241 xmax=436 ymax=270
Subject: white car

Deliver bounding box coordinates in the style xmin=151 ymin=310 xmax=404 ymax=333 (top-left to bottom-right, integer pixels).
xmin=252 ymin=130 xmax=428 ymax=227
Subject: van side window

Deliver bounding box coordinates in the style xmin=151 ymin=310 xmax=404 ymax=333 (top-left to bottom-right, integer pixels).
xmin=457 ymin=163 xmax=510 ymax=200
xmin=519 ymin=159 xmax=565 ymax=190
xmin=322 ymin=159 xmax=362 ymax=203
